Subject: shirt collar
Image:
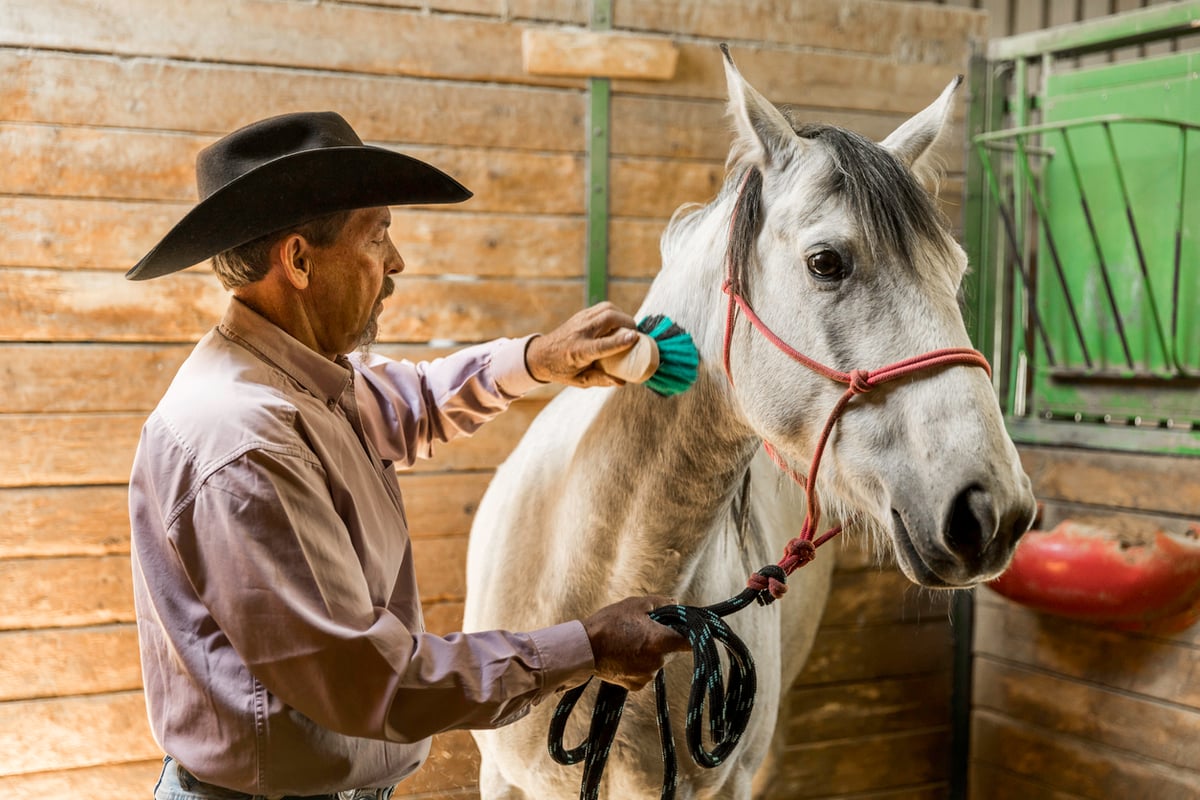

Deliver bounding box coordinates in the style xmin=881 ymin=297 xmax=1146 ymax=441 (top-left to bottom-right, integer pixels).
xmin=219 ymin=298 xmax=354 ymax=406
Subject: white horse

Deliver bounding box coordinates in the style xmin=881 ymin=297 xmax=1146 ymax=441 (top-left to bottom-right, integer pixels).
xmin=464 ymin=49 xmax=1036 ymax=800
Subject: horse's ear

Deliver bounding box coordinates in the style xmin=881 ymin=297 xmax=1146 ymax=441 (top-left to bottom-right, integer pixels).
xmin=880 ymin=75 xmax=962 ymax=178
xmin=721 ymin=44 xmax=799 ymax=169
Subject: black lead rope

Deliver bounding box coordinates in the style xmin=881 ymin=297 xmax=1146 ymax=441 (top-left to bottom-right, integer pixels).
xmin=548 ymin=567 xmax=787 ymax=800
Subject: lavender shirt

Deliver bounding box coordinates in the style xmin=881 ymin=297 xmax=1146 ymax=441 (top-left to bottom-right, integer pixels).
xmin=129 ymin=299 xmax=594 ymax=796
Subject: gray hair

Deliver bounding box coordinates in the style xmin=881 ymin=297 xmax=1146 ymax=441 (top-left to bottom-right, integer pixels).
xmin=211 ymin=210 xmax=354 ymax=289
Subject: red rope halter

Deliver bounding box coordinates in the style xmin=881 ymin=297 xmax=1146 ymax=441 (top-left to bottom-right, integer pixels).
xmin=720 ymin=169 xmax=992 ymax=600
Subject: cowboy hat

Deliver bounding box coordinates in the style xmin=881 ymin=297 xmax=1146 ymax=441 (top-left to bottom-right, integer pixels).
xmin=126 ymin=111 xmax=471 ymax=280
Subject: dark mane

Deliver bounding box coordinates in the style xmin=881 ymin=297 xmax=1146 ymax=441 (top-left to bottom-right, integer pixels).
xmin=726 ymin=120 xmax=952 ymax=295
xmin=791 ymin=121 xmax=951 ymax=260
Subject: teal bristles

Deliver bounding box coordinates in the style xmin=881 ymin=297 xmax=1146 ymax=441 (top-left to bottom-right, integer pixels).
xmin=638 ymin=314 xmax=700 ymax=397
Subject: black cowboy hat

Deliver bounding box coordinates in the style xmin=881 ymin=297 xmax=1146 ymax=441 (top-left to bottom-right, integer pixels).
xmin=126 ymin=111 xmax=471 ymax=280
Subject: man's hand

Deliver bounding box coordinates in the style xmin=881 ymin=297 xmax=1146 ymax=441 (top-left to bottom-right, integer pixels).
xmin=525 ymin=302 xmax=640 ymax=387
xmin=581 ymin=595 xmax=691 ymax=692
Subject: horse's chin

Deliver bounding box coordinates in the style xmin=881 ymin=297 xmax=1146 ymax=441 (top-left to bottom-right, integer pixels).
xmin=888 ymin=509 xmax=1005 ymax=589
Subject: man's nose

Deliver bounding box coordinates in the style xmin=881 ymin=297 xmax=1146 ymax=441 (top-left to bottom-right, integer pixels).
xmin=386 ymin=237 xmax=404 ymax=274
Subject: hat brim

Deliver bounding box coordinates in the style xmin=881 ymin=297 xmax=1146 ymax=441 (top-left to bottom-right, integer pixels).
xmin=126 ymin=146 xmax=471 ymax=280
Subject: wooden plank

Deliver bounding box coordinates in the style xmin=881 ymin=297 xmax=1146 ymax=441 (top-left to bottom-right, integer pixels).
xmin=971 ymin=709 xmax=1200 ymax=799
xmin=509 ymin=0 xmax=588 ymax=25
xmin=522 ymin=28 xmax=677 ymax=80
xmin=0 ymin=555 xmax=134 ymax=631
xmin=612 ymin=42 xmax=967 ymax=115
xmin=1018 ymin=445 xmax=1200 ymax=517
xmin=0 ymin=198 xmax=586 ymax=278
xmin=0 ymin=758 xmax=164 ymax=800
xmin=0 ymin=269 xmax=226 ymax=343
xmin=396 ymin=472 xmax=493 ymax=539
xmin=973 ymin=657 xmax=1200 ymax=771
xmin=974 ymin=592 xmax=1200 ymax=706
xmin=0 ymin=270 xmax=584 ymax=344
xmin=610 ymin=156 xmax=725 ymax=218
xmin=400 ymin=729 xmax=481 ymax=795
xmin=0 ymin=414 xmax=143 ymax=489
xmin=423 ymin=600 xmax=466 ymax=637
xmin=608 ymin=279 xmax=652 ymax=318
xmin=0 ymin=49 xmax=583 ymax=152
xmin=0 ymin=0 xmax=581 ymax=88
xmin=786 ymin=671 xmax=952 ymax=744
xmin=794 ymin=620 xmax=953 ymax=685
xmin=821 ymin=568 xmax=952 ymax=627
xmin=0 ymin=197 xmax=190 ymax=272
xmin=412 ymin=535 xmax=469 ymax=603
xmin=0 ymin=125 xmax=585 ymax=212
xmin=608 ymin=218 xmax=664 ymax=280
xmin=0 ymin=344 xmax=191 ymax=414
xmin=0 ymin=625 xmax=141 ymax=702
xmin=349 ymin=0 xmax=501 ymax=17
xmin=968 ymin=762 xmax=1091 ymax=800
xmin=775 ymin=728 xmax=952 ymax=798
xmin=0 ymin=691 xmax=159 ymax=776
xmin=0 ymin=487 xmax=130 ymax=558
xmin=380 ymin=278 xmax=585 ymax=342
xmin=0 ymin=401 xmax=542 ymax=489
xmin=614 ymin=0 xmax=986 ymax=65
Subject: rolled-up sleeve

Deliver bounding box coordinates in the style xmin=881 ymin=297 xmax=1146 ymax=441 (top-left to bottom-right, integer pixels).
xmin=171 ymin=444 xmax=594 ymax=743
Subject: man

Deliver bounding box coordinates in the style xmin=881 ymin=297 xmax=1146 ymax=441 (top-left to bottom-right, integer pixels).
xmin=127 ymin=111 xmax=687 ymax=799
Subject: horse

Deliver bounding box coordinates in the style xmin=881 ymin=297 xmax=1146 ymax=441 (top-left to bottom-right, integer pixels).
xmin=463 ymin=48 xmax=1037 ymax=800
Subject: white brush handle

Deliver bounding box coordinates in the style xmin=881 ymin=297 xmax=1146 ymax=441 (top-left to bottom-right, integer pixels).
xmin=598 ymin=332 xmax=660 ymax=383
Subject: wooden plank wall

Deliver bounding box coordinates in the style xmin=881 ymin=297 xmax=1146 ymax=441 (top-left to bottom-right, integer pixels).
xmin=0 ymin=1 xmax=987 ymax=798
xmin=971 ymin=448 xmax=1200 ymax=799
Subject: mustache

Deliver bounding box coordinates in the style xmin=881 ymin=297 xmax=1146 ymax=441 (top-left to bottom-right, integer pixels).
xmin=378 ymin=276 xmax=395 ymax=302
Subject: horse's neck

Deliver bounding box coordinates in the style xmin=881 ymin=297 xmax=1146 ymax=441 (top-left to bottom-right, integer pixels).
xmin=571 ymin=370 xmax=760 ymax=594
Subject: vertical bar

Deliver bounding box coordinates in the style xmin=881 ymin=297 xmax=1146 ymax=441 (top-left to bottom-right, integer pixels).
xmin=586 ymin=0 xmax=612 ymax=306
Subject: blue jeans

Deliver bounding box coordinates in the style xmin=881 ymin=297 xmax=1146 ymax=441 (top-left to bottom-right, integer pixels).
xmin=154 ymin=756 xmax=396 ymax=800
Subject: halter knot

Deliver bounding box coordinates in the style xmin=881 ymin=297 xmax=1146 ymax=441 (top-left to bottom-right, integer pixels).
xmin=848 ymin=369 xmax=873 ymax=395
xmin=746 ymin=564 xmax=788 ymax=605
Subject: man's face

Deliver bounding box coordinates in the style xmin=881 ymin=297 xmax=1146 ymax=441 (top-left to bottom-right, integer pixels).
xmin=305 ymin=206 xmax=402 ymax=357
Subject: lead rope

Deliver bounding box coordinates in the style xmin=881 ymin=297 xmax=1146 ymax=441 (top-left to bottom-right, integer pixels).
xmin=549 ymin=167 xmax=992 ymax=800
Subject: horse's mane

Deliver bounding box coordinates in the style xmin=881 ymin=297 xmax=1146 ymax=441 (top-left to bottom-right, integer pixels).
xmin=661 ymin=114 xmax=955 ymax=295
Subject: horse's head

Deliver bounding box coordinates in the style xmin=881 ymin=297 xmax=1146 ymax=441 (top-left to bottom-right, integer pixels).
xmin=707 ymin=49 xmax=1035 ymax=588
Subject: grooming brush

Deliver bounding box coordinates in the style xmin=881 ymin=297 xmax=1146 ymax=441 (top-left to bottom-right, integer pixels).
xmin=598 ymin=314 xmax=699 ymax=397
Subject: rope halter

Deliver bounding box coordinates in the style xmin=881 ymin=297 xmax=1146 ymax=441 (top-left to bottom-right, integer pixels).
xmin=720 ymin=168 xmax=992 ymax=602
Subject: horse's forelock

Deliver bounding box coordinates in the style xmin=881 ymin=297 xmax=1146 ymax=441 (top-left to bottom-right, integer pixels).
xmin=789 ymin=122 xmax=954 ymax=267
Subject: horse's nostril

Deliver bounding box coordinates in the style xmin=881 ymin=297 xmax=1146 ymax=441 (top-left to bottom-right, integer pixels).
xmin=946 ymin=484 xmax=996 ymax=563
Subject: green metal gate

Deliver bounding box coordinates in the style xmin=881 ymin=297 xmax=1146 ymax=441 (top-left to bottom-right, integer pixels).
xmin=964 ymin=3 xmax=1200 ymax=457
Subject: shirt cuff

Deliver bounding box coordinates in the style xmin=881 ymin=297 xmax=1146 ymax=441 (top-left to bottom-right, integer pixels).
xmin=492 ymin=334 xmax=545 ymax=398
xmin=528 ymin=620 xmax=595 ymax=694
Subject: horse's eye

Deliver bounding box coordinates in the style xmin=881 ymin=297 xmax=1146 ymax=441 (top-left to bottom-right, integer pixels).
xmin=806 ymin=249 xmax=846 ymax=280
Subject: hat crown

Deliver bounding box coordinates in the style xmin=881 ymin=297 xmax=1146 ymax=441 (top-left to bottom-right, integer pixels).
xmin=196 ymin=112 xmax=364 ymax=200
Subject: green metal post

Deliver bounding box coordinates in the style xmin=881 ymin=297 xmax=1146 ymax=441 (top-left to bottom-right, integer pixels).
xmin=586 ymin=0 xmax=612 ymax=306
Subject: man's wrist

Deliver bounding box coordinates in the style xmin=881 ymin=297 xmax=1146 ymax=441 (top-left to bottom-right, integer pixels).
xmin=523 ymin=334 xmax=550 ymax=384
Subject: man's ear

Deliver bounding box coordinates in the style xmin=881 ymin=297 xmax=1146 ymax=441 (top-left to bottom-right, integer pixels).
xmin=274 ymin=233 xmax=313 ymax=290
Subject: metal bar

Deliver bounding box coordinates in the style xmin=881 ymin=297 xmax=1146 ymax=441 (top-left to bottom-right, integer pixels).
xmin=1101 ymin=121 xmax=1174 ymax=368
xmin=976 ymin=143 xmax=1057 ymax=366
xmin=1173 ymin=127 xmax=1189 ymax=373
xmin=1014 ymin=133 xmax=1094 ymax=369
xmin=1010 ymin=57 xmax=1032 ymax=412
xmin=1058 ymin=129 xmax=1135 ymax=369
xmin=988 ymin=1 xmax=1200 ymax=61
xmin=974 ymin=114 xmax=1200 ymax=145
xmin=586 ymin=0 xmax=612 ymax=306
